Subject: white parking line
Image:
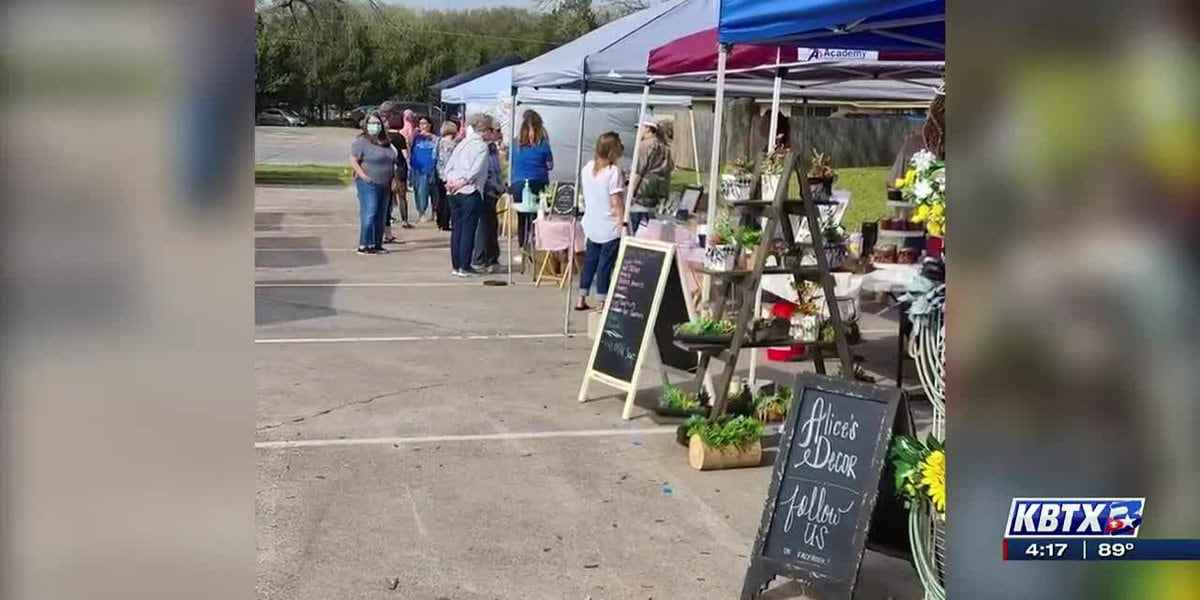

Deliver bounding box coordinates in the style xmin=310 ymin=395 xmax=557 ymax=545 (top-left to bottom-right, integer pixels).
xmin=256 ymin=282 xmax=484 ymax=288
xmin=255 ymin=332 xmax=572 ymax=344
xmin=254 ymin=426 xmax=677 ymax=449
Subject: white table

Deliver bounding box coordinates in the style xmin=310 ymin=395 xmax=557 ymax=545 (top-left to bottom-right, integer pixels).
xmin=860 ymin=263 xmax=921 ymax=295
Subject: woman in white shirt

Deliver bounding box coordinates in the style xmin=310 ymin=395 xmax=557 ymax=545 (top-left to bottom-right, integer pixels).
xmin=576 ymin=132 xmax=626 ymax=311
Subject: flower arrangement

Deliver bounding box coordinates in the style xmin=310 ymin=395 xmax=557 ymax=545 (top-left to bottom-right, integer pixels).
xmin=760 ymin=151 xmax=785 ymax=175
xmin=753 ymin=385 xmax=792 ymax=422
xmin=889 ymin=434 xmax=946 ymax=516
xmin=895 ymin=149 xmax=946 ymax=237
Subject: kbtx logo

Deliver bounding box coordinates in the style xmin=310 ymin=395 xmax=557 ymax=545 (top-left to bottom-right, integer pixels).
xmin=1004 ymin=498 xmax=1144 ymax=538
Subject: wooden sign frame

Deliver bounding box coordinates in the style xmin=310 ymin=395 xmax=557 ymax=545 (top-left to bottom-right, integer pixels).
xmin=577 ymin=237 xmax=676 ymax=420
xmin=740 ymin=373 xmax=903 ymax=600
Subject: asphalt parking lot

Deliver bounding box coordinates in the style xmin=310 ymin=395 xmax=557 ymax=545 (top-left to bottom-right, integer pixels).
xmin=254 ymin=172 xmax=925 ymax=599
xmin=256 ymin=126 xmax=357 ymax=166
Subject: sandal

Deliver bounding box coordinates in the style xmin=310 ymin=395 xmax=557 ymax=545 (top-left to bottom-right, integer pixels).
xmin=382 ymin=236 xmax=399 ymax=244
xmin=574 ymin=299 xmax=591 ymax=311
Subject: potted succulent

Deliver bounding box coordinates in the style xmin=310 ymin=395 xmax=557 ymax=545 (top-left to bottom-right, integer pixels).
xmin=688 ymin=415 xmax=765 ymax=470
xmin=807 ymin=150 xmax=837 ymax=199
xmin=749 ymin=316 xmax=791 ymax=344
xmin=722 ymin=157 xmax=756 ymax=201
xmin=760 ymin=151 xmax=785 ymax=200
xmin=735 ymin=225 xmax=763 ymax=266
xmin=655 ymin=385 xmax=710 ymax=418
xmin=705 ymin=217 xmax=739 ymax=271
xmin=791 ymin=282 xmax=823 ymax=342
xmin=673 ymin=315 xmax=737 ymax=344
xmin=822 ymin=224 xmax=849 ymax=269
xmin=753 ymin=384 xmax=793 ymax=423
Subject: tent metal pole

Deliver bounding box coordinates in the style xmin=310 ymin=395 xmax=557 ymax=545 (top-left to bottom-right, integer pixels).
xmin=688 ymin=106 xmax=701 ymax=184
xmin=624 ymin=84 xmax=651 ymax=225
xmin=564 ymin=85 xmax=588 ymax=335
xmin=507 ymin=87 xmax=518 ymax=285
xmin=703 ymin=44 xmax=729 ymax=307
xmin=751 ymin=57 xmax=785 ymax=388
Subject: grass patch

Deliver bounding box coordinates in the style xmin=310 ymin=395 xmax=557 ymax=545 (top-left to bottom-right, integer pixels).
xmin=670 ymin=166 xmax=889 ymax=231
xmin=255 ymin=163 xmax=351 ymax=186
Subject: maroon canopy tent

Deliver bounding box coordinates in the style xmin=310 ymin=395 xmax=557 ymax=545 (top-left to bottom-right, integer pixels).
xmin=647 ymin=27 xmax=942 ymax=79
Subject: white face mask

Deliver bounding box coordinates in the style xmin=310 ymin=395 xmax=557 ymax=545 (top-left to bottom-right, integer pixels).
xmin=367 ymin=123 xmax=382 ymax=136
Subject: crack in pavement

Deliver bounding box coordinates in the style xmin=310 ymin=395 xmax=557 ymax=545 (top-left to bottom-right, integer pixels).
xmin=257 ymin=383 xmax=445 ymax=431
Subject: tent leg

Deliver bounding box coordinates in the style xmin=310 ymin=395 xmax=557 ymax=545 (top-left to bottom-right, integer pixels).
xmin=751 ymin=61 xmax=784 ymax=388
xmin=688 ymin=106 xmax=701 ymax=185
xmin=624 ymin=84 xmax=650 ymax=225
xmin=564 ymin=87 xmax=588 ymax=335
xmin=507 ymin=87 xmax=518 ymax=285
xmin=703 ymin=44 xmax=730 ymax=307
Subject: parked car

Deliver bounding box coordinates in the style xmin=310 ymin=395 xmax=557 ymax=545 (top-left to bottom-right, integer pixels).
xmin=341 ymin=105 xmax=379 ymax=127
xmin=256 ymin=108 xmax=306 ymax=127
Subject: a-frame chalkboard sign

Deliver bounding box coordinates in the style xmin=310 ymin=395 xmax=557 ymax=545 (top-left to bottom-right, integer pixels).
xmin=578 ymin=237 xmax=693 ymax=420
xmin=740 ymin=373 xmax=903 ymax=600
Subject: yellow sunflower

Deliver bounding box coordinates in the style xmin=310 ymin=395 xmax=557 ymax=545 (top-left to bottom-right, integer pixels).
xmin=920 ymin=449 xmax=946 ymax=514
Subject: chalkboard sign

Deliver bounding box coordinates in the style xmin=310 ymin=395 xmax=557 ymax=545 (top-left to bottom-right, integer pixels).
xmin=578 ymin=238 xmax=677 ymax=420
xmin=552 ymin=182 xmax=576 ymax=216
xmin=741 ymin=373 xmax=902 ymax=600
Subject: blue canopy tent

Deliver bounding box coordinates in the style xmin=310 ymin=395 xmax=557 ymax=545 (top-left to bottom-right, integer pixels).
xmin=705 ymin=0 xmax=945 ymax=227
xmin=718 ymin=0 xmax=945 ymax=50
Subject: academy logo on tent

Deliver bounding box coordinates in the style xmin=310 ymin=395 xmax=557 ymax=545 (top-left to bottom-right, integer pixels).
xmin=798 ymin=48 xmax=878 ymax=61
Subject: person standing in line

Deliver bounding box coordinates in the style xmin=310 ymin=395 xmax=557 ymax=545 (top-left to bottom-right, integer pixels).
xmin=349 ymin=112 xmax=396 ymax=255
xmin=472 ymin=138 xmax=505 ymax=272
xmin=384 ymin=114 xmax=411 ymax=242
xmin=433 ymin=120 xmax=458 ymax=231
xmin=628 ymin=119 xmax=673 ymax=234
xmin=443 ymin=113 xmax=497 ymax=277
xmin=410 ymin=115 xmax=439 ymax=223
xmin=510 ymin=109 xmax=554 ymax=252
xmin=575 ymin=132 xmax=626 ymax=311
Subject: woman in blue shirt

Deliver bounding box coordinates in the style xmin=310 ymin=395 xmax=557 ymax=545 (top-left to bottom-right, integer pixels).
xmin=510 ymin=110 xmax=554 ymax=250
xmin=410 ymin=115 xmax=439 ymax=222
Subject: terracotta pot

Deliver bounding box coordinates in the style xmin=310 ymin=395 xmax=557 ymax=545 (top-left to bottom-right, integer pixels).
xmin=688 ymin=435 xmax=763 ymax=470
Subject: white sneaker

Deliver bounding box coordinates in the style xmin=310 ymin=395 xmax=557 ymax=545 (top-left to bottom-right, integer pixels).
xmin=420 ymin=214 xmax=430 ymax=223
xmin=452 ymin=269 xmax=464 ymax=277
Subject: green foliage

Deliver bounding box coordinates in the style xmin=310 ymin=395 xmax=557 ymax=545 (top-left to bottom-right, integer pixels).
xmin=256 ymin=0 xmax=578 ymax=114
xmin=712 ymin=216 xmax=738 ymax=246
xmin=659 ymin=385 xmax=703 ymax=412
xmin=675 ymin=316 xmax=736 ymax=337
xmin=691 ymin=415 xmax=764 ymax=450
xmin=753 ymin=385 xmax=792 ymax=421
xmin=735 ymin=226 xmax=762 ymax=248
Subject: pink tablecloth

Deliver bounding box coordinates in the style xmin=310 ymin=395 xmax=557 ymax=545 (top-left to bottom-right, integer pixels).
xmin=535 ymin=218 xmax=586 ymax=252
xmin=635 ymin=219 xmax=706 ymax=295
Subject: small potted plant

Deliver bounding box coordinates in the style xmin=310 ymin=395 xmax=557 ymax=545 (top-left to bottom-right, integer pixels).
xmin=722 ymin=157 xmax=756 ymax=201
xmin=735 ymin=225 xmax=763 ymax=266
xmin=753 ymin=384 xmax=793 ymax=423
xmin=688 ymin=415 xmax=765 ymax=470
xmin=822 ymin=224 xmax=849 ymax=269
xmin=673 ymin=315 xmax=737 ymax=344
xmin=791 ymin=282 xmax=823 ymax=342
xmin=807 ymin=150 xmax=837 ymax=199
xmin=655 ymin=385 xmax=711 ymax=418
xmin=705 ymin=217 xmax=739 ymax=271
xmin=760 ymin=151 xmax=785 ymax=200
xmin=749 ymin=316 xmax=791 ymax=344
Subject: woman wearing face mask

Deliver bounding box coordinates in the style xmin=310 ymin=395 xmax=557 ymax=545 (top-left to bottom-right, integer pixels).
xmin=349 ymin=113 xmax=397 ymax=255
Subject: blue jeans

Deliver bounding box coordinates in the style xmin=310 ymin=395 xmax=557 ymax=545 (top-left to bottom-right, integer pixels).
xmin=579 ymin=238 xmax=621 ymax=299
xmin=413 ymin=171 xmax=433 ymax=216
xmin=355 ymin=178 xmax=388 ymax=248
xmin=449 ymin=192 xmax=481 ymax=270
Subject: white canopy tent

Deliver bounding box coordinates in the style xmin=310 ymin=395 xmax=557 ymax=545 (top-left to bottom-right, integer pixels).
xmin=440 ymin=65 xmax=691 ymax=182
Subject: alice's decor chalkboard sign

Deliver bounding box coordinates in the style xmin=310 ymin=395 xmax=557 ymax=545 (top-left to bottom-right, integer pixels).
xmin=552 ymin=182 xmax=577 ymax=216
xmin=578 ymin=238 xmax=686 ymax=420
xmin=740 ymin=373 xmax=903 ymax=600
